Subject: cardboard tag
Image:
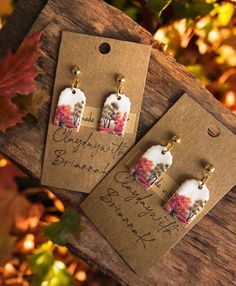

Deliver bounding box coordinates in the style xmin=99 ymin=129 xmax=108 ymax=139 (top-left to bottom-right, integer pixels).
xmin=41 ymin=32 xmax=151 ymax=193
xmin=81 ymin=94 xmax=236 ymax=274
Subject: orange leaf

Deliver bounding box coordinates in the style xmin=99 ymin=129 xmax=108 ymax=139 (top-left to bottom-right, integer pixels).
xmin=0 ymin=96 xmax=26 ymax=132
xmin=0 ymin=31 xmax=43 ymax=131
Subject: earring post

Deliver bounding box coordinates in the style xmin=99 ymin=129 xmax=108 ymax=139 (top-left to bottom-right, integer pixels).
xmin=199 ymin=163 xmax=215 ymax=189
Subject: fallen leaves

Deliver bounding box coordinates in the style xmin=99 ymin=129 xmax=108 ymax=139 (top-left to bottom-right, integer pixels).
xmin=0 ymin=30 xmax=47 ymax=132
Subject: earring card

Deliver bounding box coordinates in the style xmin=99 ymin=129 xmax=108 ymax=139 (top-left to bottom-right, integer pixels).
xmin=41 ymin=32 xmax=151 ymax=193
xmin=80 ymin=94 xmax=236 ymax=274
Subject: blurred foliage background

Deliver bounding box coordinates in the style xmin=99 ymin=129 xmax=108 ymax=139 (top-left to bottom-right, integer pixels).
xmin=0 ymin=0 xmax=235 ymax=285
xmin=0 ymin=158 xmax=119 ymax=286
xmin=107 ymin=0 xmax=236 ymax=111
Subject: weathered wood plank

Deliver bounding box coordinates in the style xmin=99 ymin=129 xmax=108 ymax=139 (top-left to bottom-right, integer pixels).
xmin=0 ymin=0 xmax=235 ymax=285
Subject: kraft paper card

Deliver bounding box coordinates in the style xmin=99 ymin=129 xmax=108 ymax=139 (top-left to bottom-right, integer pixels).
xmin=41 ymin=32 xmax=151 ymax=193
xmin=81 ymin=94 xmax=236 ymax=274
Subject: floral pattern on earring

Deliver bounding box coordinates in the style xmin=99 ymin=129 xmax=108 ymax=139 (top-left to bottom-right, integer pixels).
xmin=130 ymin=145 xmax=173 ymax=190
xmin=54 ymin=67 xmax=86 ymax=132
xmin=54 ymin=88 xmax=86 ymax=131
xmin=99 ymin=75 xmax=131 ymax=137
xmin=163 ymin=179 xmax=209 ymax=226
xmin=98 ymin=94 xmax=130 ymax=137
xmin=129 ymin=136 xmax=181 ymax=190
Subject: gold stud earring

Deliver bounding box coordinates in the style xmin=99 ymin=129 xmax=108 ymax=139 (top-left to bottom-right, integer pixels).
xmin=71 ymin=66 xmax=81 ymax=92
xmin=116 ymin=74 xmax=126 ymax=99
xmin=198 ymin=163 xmax=215 ymax=189
xmin=162 ymin=135 xmax=182 ymax=154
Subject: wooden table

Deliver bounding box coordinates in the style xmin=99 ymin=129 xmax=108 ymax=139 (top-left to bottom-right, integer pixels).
xmin=0 ymin=0 xmax=235 ymax=285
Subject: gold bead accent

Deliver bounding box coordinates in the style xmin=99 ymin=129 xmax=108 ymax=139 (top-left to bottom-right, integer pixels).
xmin=172 ymin=135 xmax=181 ymax=144
xmin=71 ymin=67 xmax=81 ymax=90
xmin=205 ymin=163 xmax=215 ymax=174
xmin=198 ymin=163 xmax=215 ymax=189
xmin=72 ymin=66 xmax=81 ymax=76
xmin=117 ymin=74 xmax=126 ymax=84
xmin=116 ymin=74 xmax=126 ymax=95
xmin=162 ymin=135 xmax=181 ymax=154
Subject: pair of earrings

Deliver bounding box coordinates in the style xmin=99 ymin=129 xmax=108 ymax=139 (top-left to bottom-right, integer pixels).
xmin=54 ymin=67 xmax=131 ymax=137
xmin=129 ymin=136 xmax=215 ymax=226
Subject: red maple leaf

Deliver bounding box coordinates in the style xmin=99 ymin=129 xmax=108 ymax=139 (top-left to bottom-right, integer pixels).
xmin=0 ymin=31 xmax=43 ymax=132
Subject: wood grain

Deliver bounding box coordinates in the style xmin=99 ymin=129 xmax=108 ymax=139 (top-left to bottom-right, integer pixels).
xmin=0 ymin=0 xmax=235 ymax=285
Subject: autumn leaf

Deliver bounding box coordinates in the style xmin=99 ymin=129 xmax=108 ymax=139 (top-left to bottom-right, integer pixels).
xmin=0 ymin=31 xmax=43 ymax=132
xmin=12 ymin=89 xmax=48 ymax=117
xmin=0 ymin=163 xmax=44 ymax=232
xmin=0 ymin=160 xmax=44 ymax=264
xmin=44 ymin=208 xmax=81 ymax=246
xmin=0 ymin=96 xmax=26 ymax=132
xmin=0 ymin=31 xmax=42 ymax=96
xmin=0 ymin=182 xmax=44 ymax=233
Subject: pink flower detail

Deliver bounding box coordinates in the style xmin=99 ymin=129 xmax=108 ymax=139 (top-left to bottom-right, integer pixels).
xmin=163 ymin=193 xmax=192 ymax=225
xmin=130 ymin=156 xmax=153 ymax=189
xmin=114 ymin=112 xmax=127 ymax=136
xmin=99 ymin=101 xmax=128 ymax=136
xmin=54 ymin=104 xmax=72 ymax=128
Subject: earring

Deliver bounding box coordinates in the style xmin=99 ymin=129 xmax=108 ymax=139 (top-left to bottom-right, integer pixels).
xmin=98 ymin=74 xmax=131 ymax=137
xmin=163 ymin=163 xmax=215 ymax=226
xmin=54 ymin=67 xmax=86 ymax=132
xmin=129 ymin=135 xmax=181 ymax=190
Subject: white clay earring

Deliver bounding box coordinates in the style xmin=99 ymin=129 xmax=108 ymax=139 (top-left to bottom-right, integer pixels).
xmin=54 ymin=66 xmax=86 ymax=132
xmin=129 ymin=135 xmax=181 ymax=190
xmin=98 ymin=74 xmax=131 ymax=137
xmin=163 ymin=163 xmax=215 ymax=226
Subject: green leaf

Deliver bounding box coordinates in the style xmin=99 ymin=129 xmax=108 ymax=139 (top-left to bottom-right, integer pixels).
xmin=44 ymin=261 xmax=73 ymax=286
xmin=29 ymin=241 xmax=54 ymax=279
xmin=29 ymin=241 xmax=73 ymax=286
xmin=44 ymin=208 xmax=81 ymax=246
xmin=147 ymin=0 xmax=173 ymax=17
